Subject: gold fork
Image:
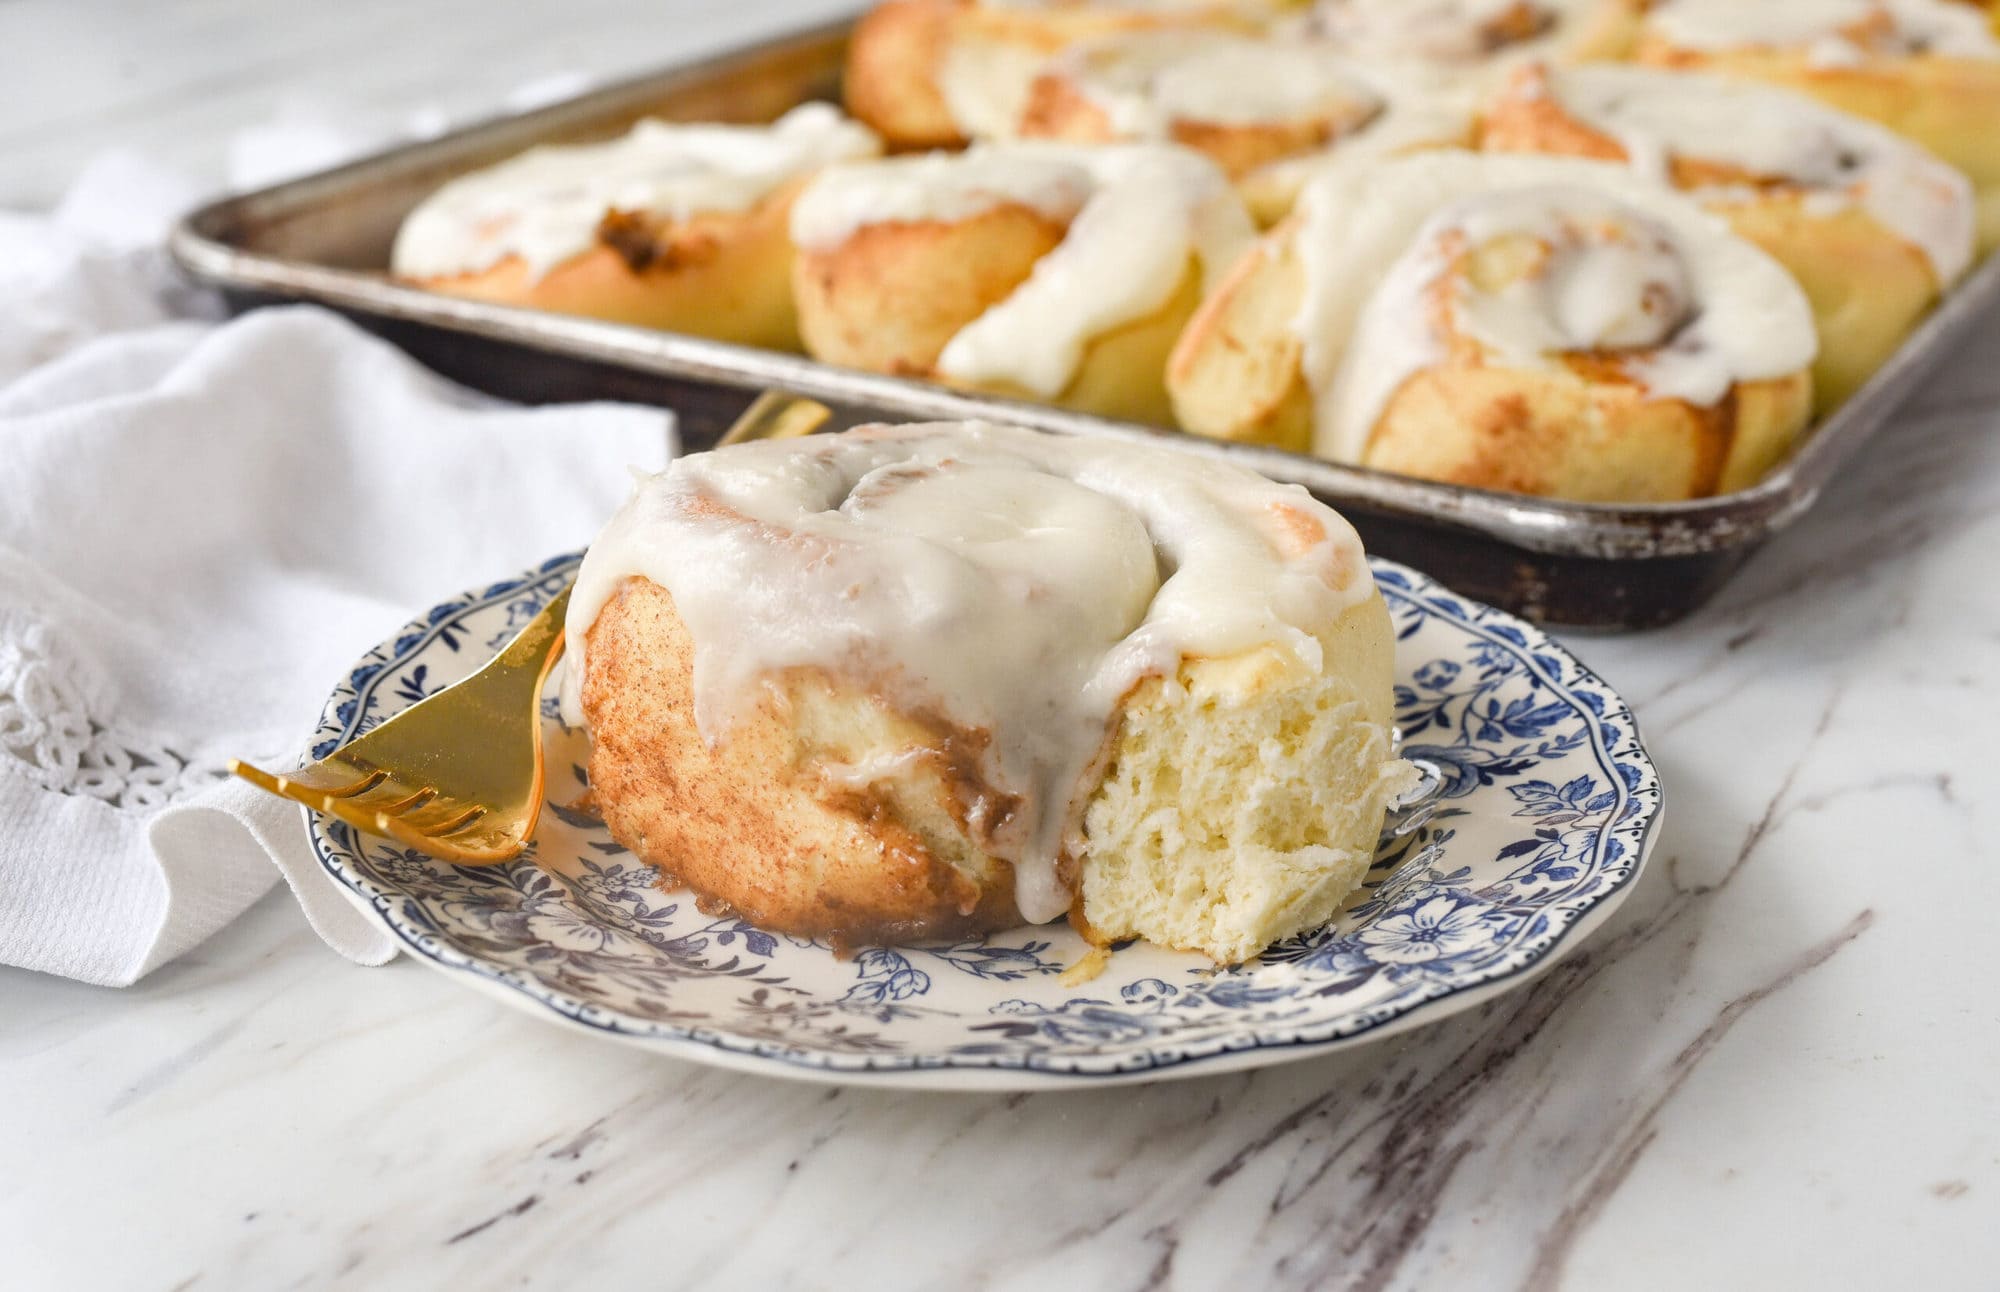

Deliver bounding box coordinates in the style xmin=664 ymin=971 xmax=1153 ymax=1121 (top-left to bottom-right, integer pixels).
xmin=230 ymin=390 xmax=832 ymax=864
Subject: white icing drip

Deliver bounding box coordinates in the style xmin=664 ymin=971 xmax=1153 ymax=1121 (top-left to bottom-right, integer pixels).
xmin=1534 ymin=64 xmax=1974 ymax=284
xmin=1645 ymin=0 xmax=2000 ymax=60
xmin=562 ymin=421 xmax=1374 ymax=925
xmin=390 ymin=104 xmax=879 ymax=281
xmin=1051 ymin=31 xmax=1383 ymax=135
xmin=1289 ymin=154 xmax=1817 ymax=463
xmin=793 ymin=143 xmax=1255 ymax=398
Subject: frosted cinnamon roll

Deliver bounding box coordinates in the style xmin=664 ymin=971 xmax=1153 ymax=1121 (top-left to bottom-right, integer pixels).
xmin=1482 ymin=62 xmax=1974 ymax=411
xmin=390 ymin=105 xmax=879 ymax=349
xmin=1014 ymin=31 xmax=1385 ymax=179
xmin=562 ymin=420 xmax=1409 ymax=964
xmin=1233 ymin=0 xmax=1638 ymax=219
xmin=1631 ymin=0 xmax=2000 ymax=248
xmin=789 ymin=142 xmax=1255 ymax=425
xmin=1167 ymin=153 xmax=1818 ymax=500
xmin=844 ymin=0 xmax=1267 ymax=149
xmin=1302 ymin=0 xmax=1639 ymax=72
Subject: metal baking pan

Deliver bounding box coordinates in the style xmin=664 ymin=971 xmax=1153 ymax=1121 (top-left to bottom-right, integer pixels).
xmin=168 ymin=18 xmax=2000 ymax=629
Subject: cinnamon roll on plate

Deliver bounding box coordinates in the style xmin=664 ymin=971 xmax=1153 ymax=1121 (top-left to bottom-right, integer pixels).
xmin=563 ymin=420 xmax=1411 ymax=965
xmin=789 ymin=141 xmax=1255 ymax=425
xmin=1481 ymin=62 xmax=1975 ymax=412
xmin=1631 ymin=0 xmax=2000 ymax=248
xmin=1166 ymin=152 xmax=1818 ymax=501
xmin=390 ymin=105 xmax=878 ymax=350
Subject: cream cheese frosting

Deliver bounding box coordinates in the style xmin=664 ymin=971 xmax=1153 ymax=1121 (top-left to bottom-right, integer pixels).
xmin=1046 ymin=30 xmax=1386 ymax=135
xmin=562 ymin=421 xmax=1375 ymax=924
xmin=390 ymin=104 xmax=880 ymax=281
xmin=1643 ymin=0 xmax=2000 ymax=62
xmin=1307 ymin=0 xmax=1610 ymax=67
xmin=1289 ymin=153 xmax=1818 ymax=463
xmin=1521 ymin=63 xmax=1975 ymax=284
xmin=933 ymin=1 xmax=1269 ymax=137
xmin=792 ymin=143 xmax=1255 ymax=398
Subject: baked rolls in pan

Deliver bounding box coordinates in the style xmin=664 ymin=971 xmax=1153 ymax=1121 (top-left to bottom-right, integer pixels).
xmin=391 ymin=105 xmax=879 ymax=350
xmin=789 ymin=141 xmax=1256 ymax=424
xmin=1631 ymin=0 xmax=2000 ymax=248
xmin=1167 ymin=152 xmax=1818 ymax=501
xmin=844 ymin=0 xmax=1268 ymax=149
xmin=1481 ymin=62 xmax=1975 ymax=412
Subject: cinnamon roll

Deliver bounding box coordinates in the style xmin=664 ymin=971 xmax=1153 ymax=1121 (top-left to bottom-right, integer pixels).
xmin=390 ymin=105 xmax=879 ymax=349
xmin=1014 ymin=31 xmax=1386 ymax=178
xmin=1302 ymin=0 xmax=1640 ymax=73
xmin=1481 ymin=62 xmax=1975 ymax=411
xmin=1227 ymin=0 xmax=1640 ymax=220
xmin=1167 ymin=152 xmax=1818 ymax=500
xmin=1631 ymin=0 xmax=2000 ymax=248
xmin=844 ymin=0 xmax=1268 ymax=149
xmin=789 ymin=142 xmax=1256 ymax=425
xmin=562 ymin=420 xmax=1410 ymax=965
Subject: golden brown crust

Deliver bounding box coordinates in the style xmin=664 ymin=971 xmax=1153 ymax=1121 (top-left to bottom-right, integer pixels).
xmin=1719 ymin=194 xmax=1938 ymax=412
xmin=1016 ymin=66 xmax=1360 ymax=180
xmin=1476 ymin=69 xmax=1628 ymax=161
xmin=793 ymin=203 xmax=1067 ymax=375
xmin=1167 ymin=213 xmax=1815 ymax=499
xmin=581 ymin=576 xmax=1023 ymax=944
xmin=793 ymin=203 xmax=1206 ymax=426
xmin=1168 ymin=115 xmax=1348 ymax=182
xmin=1165 ymin=219 xmax=1315 ymax=452
xmin=1016 ymin=68 xmax=1119 ymax=145
xmin=842 ymin=0 xmax=1261 ymax=149
xmin=401 ymin=179 xmax=809 ymax=350
xmin=1361 ymin=364 xmax=1811 ymax=501
xmin=845 ymin=0 xmax=970 ymax=149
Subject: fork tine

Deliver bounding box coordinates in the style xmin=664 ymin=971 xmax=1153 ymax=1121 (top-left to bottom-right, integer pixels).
xmin=319 ymin=768 xmax=388 ymax=799
xmin=373 ymin=786 xmax=438 ymax=816
xmin=235 ymin=762 xmax=380 ymax=840
xmin=254 ymin=760 xmax=387 ymax=798
xmin=423 ymin=805 xmax=487 ymax=837
xmin=388 ymin=798 xmax=484 ymax=835
xmin=229 ymin=759 xmax=286 ymax=797
xmin=375 ymin=810 xmax=515 ymax=863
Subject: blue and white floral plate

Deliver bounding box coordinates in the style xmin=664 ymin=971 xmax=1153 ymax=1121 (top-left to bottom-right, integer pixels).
xmin=307 ymin=553 xmax=1660 ymax=1090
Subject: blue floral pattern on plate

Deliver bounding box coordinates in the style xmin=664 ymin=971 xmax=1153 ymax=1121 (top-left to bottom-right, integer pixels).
xmin=306 ymin=554 xmax=1661 ymax=1088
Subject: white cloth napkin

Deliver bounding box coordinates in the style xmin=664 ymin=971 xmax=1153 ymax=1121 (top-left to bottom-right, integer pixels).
xmin=0 ymin=153 xmax=674 ymax=986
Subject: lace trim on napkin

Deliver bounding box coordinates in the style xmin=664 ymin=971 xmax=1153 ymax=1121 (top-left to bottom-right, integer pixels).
xmin=0 ymin=618 xmax=227 ymax=813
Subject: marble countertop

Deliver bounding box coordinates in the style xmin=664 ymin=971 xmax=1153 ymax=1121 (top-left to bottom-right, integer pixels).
xmin=5 ymin=2 xmax=1999 ymax=1287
